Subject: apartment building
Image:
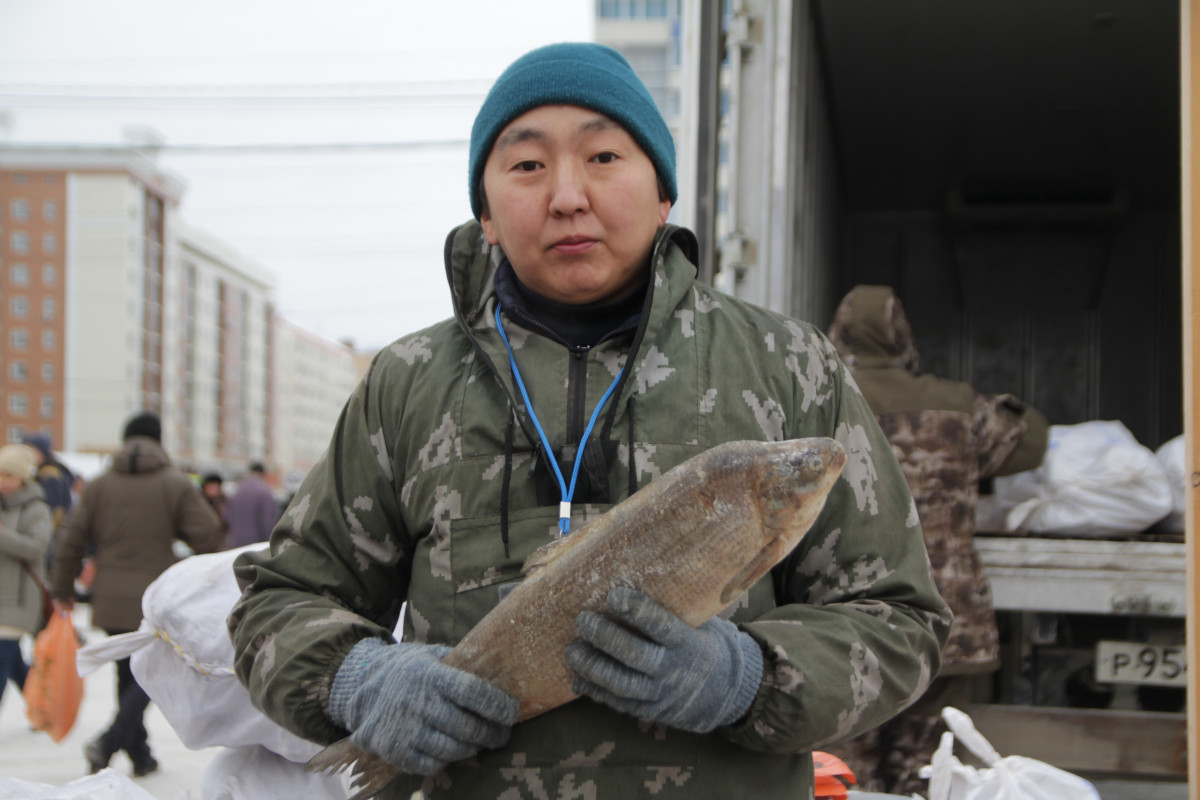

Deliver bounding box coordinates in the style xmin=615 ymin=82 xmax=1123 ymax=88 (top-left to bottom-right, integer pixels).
xmin=0 ymin=142 xmax=185 ymax=451
xmin=271 ymin=320 xmax=362 ymax=482
xmin=174 ymin=222 xmax=275 ymax=476
xmin=0 ymin=140 xmax=362 ymax=480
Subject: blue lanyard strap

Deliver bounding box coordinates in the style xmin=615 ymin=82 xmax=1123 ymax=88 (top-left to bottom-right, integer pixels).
xmin=494 ymin=304 xmax=625 ymax=535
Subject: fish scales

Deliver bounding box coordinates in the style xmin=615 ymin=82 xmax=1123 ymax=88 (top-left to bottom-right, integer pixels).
xmin=309 ymin=437 xmax=847 ymax=798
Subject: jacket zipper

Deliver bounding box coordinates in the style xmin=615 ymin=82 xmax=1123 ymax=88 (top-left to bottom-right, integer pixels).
xmin=567 ymin=345 xmax=590 ymax=446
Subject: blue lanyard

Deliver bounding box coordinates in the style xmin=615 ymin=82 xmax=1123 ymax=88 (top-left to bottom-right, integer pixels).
xmin=494 ymin=304 xmax=625 ymax=535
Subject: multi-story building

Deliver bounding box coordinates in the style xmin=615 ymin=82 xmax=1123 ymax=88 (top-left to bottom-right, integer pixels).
xmin=174 ymin=222 xmax=275 ymax=476
xmin=0 ymin=140 xmax=186 ymax=451
xmin=271 ymin=320 xmax=362 ymax=484
xmin=0 ymin=138 xmax=362 ymax=481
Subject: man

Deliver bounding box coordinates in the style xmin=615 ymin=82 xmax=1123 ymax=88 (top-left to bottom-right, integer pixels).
xmin=827 ymin=285 xmax=1048 ymax=794
xmin=223 ymin=462 xmax=277 ymax=549
xmin=230 ymin=44 xmax=951 ymax=800
xmin=52 ymin=411 xmax=223 ymax=778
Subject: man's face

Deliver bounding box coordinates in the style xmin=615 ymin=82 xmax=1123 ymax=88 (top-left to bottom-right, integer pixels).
xmin=0 ymin=474 xmax=22 ymax=495
xmin=480 ymin=105 xmax=671 ymax=305
xmin=203 ymin=482 xmax=221 ymax=499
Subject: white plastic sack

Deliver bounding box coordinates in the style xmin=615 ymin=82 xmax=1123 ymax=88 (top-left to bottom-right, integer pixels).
xmin=924 ymin=707 xmax=1099 ymax=800
xmin=76 ymin=545 xmax=322 ymax=763
xmin=0 ymin=769 xmax=157 ymax=799
xmin=1001 ymin=421 xmax=1172 ymax=537
xmin=202 ymin=745 xmax=349 ymax=800
xmin=1155 ymin=434 xmax=1186 ymax=534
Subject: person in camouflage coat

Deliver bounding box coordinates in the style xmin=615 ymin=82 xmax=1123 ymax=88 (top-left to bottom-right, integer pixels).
xmin=230 ymin=45 xmax=951 ymax=800
xmin=827 ymin=284 xmax=1048 ymax=795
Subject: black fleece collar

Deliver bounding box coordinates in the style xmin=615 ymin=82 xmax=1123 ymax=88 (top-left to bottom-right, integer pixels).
xmin=493 ymin=259 xmax=647 ymax=349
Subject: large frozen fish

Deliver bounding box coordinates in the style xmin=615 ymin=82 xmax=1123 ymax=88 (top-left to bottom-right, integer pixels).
xmin=309 ymin=437 xmax=848 ymax=799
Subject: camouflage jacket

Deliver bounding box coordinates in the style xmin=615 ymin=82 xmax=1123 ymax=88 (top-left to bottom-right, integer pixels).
xmin=231 ymin=224 xmax=951 ymax=799
xmin=828 ymin=285 xmax=1047 ymax=672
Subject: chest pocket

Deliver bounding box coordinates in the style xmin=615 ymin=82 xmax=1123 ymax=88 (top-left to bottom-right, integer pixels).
xmin=405 ymin=503 xmax=617 ymax=645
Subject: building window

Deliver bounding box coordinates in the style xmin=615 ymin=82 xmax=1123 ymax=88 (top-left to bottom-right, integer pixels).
xmin=41 ymin=362 xmax=54 ymax=382
xmin=645 ymin=0 xmax=668 ymax=17
xmin=10 ymin=329 xmax=28 ymax=349
xmin=11 ymin=199 xmax=28 ymax=221
xmin=8 ymin=394 xmax=27 ymax=414
xmin=10 ymin=232 xmax=29 ymax=253
xmin=40 ymin=395 xmax=53 ymax=419
xmin=42 ymin=232 xmax=56 ymax=253
xmin=41 ymin=297 xmax=55 ymax=322
xmin=42 ymin=264 xmax=56 ymax=286
xmin=42 ymin=200 xmax=57 ymax=221
xmin=10 ymin=296 xmax=27 ymax=318
xmin=41 ymin=330 xmax=55 ymax=350
xmin=9 ymin=361 xmax=27 ymax=381
xmin=599 ymin=0 xmax=623 ymax=17
xmin=10 ymin=263 xmax=29 ymax=286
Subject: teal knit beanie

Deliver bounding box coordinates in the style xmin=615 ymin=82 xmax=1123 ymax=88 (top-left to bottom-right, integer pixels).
xmin=469 ymin=42 xmax=677 ymax=220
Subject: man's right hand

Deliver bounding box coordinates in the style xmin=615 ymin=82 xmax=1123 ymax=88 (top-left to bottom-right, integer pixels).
xmin=328 ymin=638 xmax=518 ymax=775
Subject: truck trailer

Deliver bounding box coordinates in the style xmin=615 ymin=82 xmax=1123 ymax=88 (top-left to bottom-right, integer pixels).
xmin=677 ymin=0 xmax=1186 ymax=780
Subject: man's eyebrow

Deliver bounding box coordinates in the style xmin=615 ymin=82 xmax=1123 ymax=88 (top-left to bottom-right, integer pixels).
xmin=494 ymin=127 xmax=546 ymax=153
xmin=579 ymin=116 xmax=620 ymax=135
xmin=493 ymin=115 xmax=621 ymax=153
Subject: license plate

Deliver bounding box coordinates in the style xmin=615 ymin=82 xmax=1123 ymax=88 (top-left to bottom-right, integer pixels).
xmin=1095 ymin=640 xmax=1187 ymax=686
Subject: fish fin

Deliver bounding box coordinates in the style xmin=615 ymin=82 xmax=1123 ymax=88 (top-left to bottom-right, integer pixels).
xmin=307 ymin=739 xmax=399 ymax=799
xmin=522 ymin=529 xmax=589 ymax=576
xmin=720 ymin=544 xmax=782 ymax=605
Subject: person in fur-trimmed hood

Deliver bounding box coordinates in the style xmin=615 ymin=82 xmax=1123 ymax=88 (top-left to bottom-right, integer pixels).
xmin=52 ymin=411 xmax=223 ymax=779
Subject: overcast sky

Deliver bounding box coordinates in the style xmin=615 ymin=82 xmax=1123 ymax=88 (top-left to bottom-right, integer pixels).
xmin=0 ymin=0 xmax=594 ymax=350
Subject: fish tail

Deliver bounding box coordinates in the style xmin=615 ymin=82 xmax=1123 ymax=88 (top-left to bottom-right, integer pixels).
xmin=307 ymin=738 xmax=401 ymax=799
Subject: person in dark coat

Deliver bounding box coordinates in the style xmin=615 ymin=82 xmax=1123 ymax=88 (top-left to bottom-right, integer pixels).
xmin=22 ymin=433 xmax=74 ymax=571
xmin=827 ymin=285 xmax=1049 ymax=795
xmin=200 ymin=472 xmax=230 ymax=548
xmin=223 ymin=461 xmax=279 ymax=549
xmin=51 ymin=411 xmax=224 ymax=778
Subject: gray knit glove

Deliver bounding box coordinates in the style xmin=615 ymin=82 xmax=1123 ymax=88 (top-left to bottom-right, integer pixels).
xmin=566 ymin=587 xmax=764 ymax=733
xmin=328 ymin=638 xmax=518 ymax=775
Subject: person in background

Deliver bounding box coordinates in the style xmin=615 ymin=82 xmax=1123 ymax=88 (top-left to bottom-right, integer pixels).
xmin=827 ymin=284 xmax=1049 ymax=795
xmin=22 ymin=433 xmax=74 ymax=571
xmin=0 ymin=444 xmax=52 ymax=713
xmin=229 ymin=43 xmax=950 ymax=800
xmin=51 ymin=411 xmax=224 ymax=778
xmin=200 ymin=472 xmax=230 ymax=548
xmin=223 ymin=462 xmax=278 ymax=549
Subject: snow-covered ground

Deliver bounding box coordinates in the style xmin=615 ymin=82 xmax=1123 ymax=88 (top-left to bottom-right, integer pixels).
xmin=0 ymin=609 xmax=221 ymax=800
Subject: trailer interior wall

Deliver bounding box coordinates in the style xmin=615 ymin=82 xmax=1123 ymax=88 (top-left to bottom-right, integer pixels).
xmin=812 ymin=1 xmax=1182 ymax=448
xmin=791 ymin=0 xmax=844 ymax=328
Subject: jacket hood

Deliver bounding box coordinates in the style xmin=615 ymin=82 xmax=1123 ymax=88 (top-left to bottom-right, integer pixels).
xmin=827 ymin=284 xmax=920 ymax=372
xmin=0 ymin=481 xmax=45 ymax=509
xmin=112 ymin=436 xmax=171 ymax=475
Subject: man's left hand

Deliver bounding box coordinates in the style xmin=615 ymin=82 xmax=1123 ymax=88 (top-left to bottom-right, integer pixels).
xmin=566 ymin=586 xmax=763 ymax=733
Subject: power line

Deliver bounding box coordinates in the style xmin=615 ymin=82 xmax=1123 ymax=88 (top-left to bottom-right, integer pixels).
xmin=0 ymin=139 xmax=467 ymax=153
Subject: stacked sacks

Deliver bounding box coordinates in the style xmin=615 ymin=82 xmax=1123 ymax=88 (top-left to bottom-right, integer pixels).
xmin=979 ymin=420 xmax=1173 ymax=537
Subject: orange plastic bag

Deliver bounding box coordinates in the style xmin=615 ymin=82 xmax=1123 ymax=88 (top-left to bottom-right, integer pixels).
xmin=23 ymin=609 xmax=85 ymax=742
xmin=814 ymin=751 xmax=856 ymax=800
